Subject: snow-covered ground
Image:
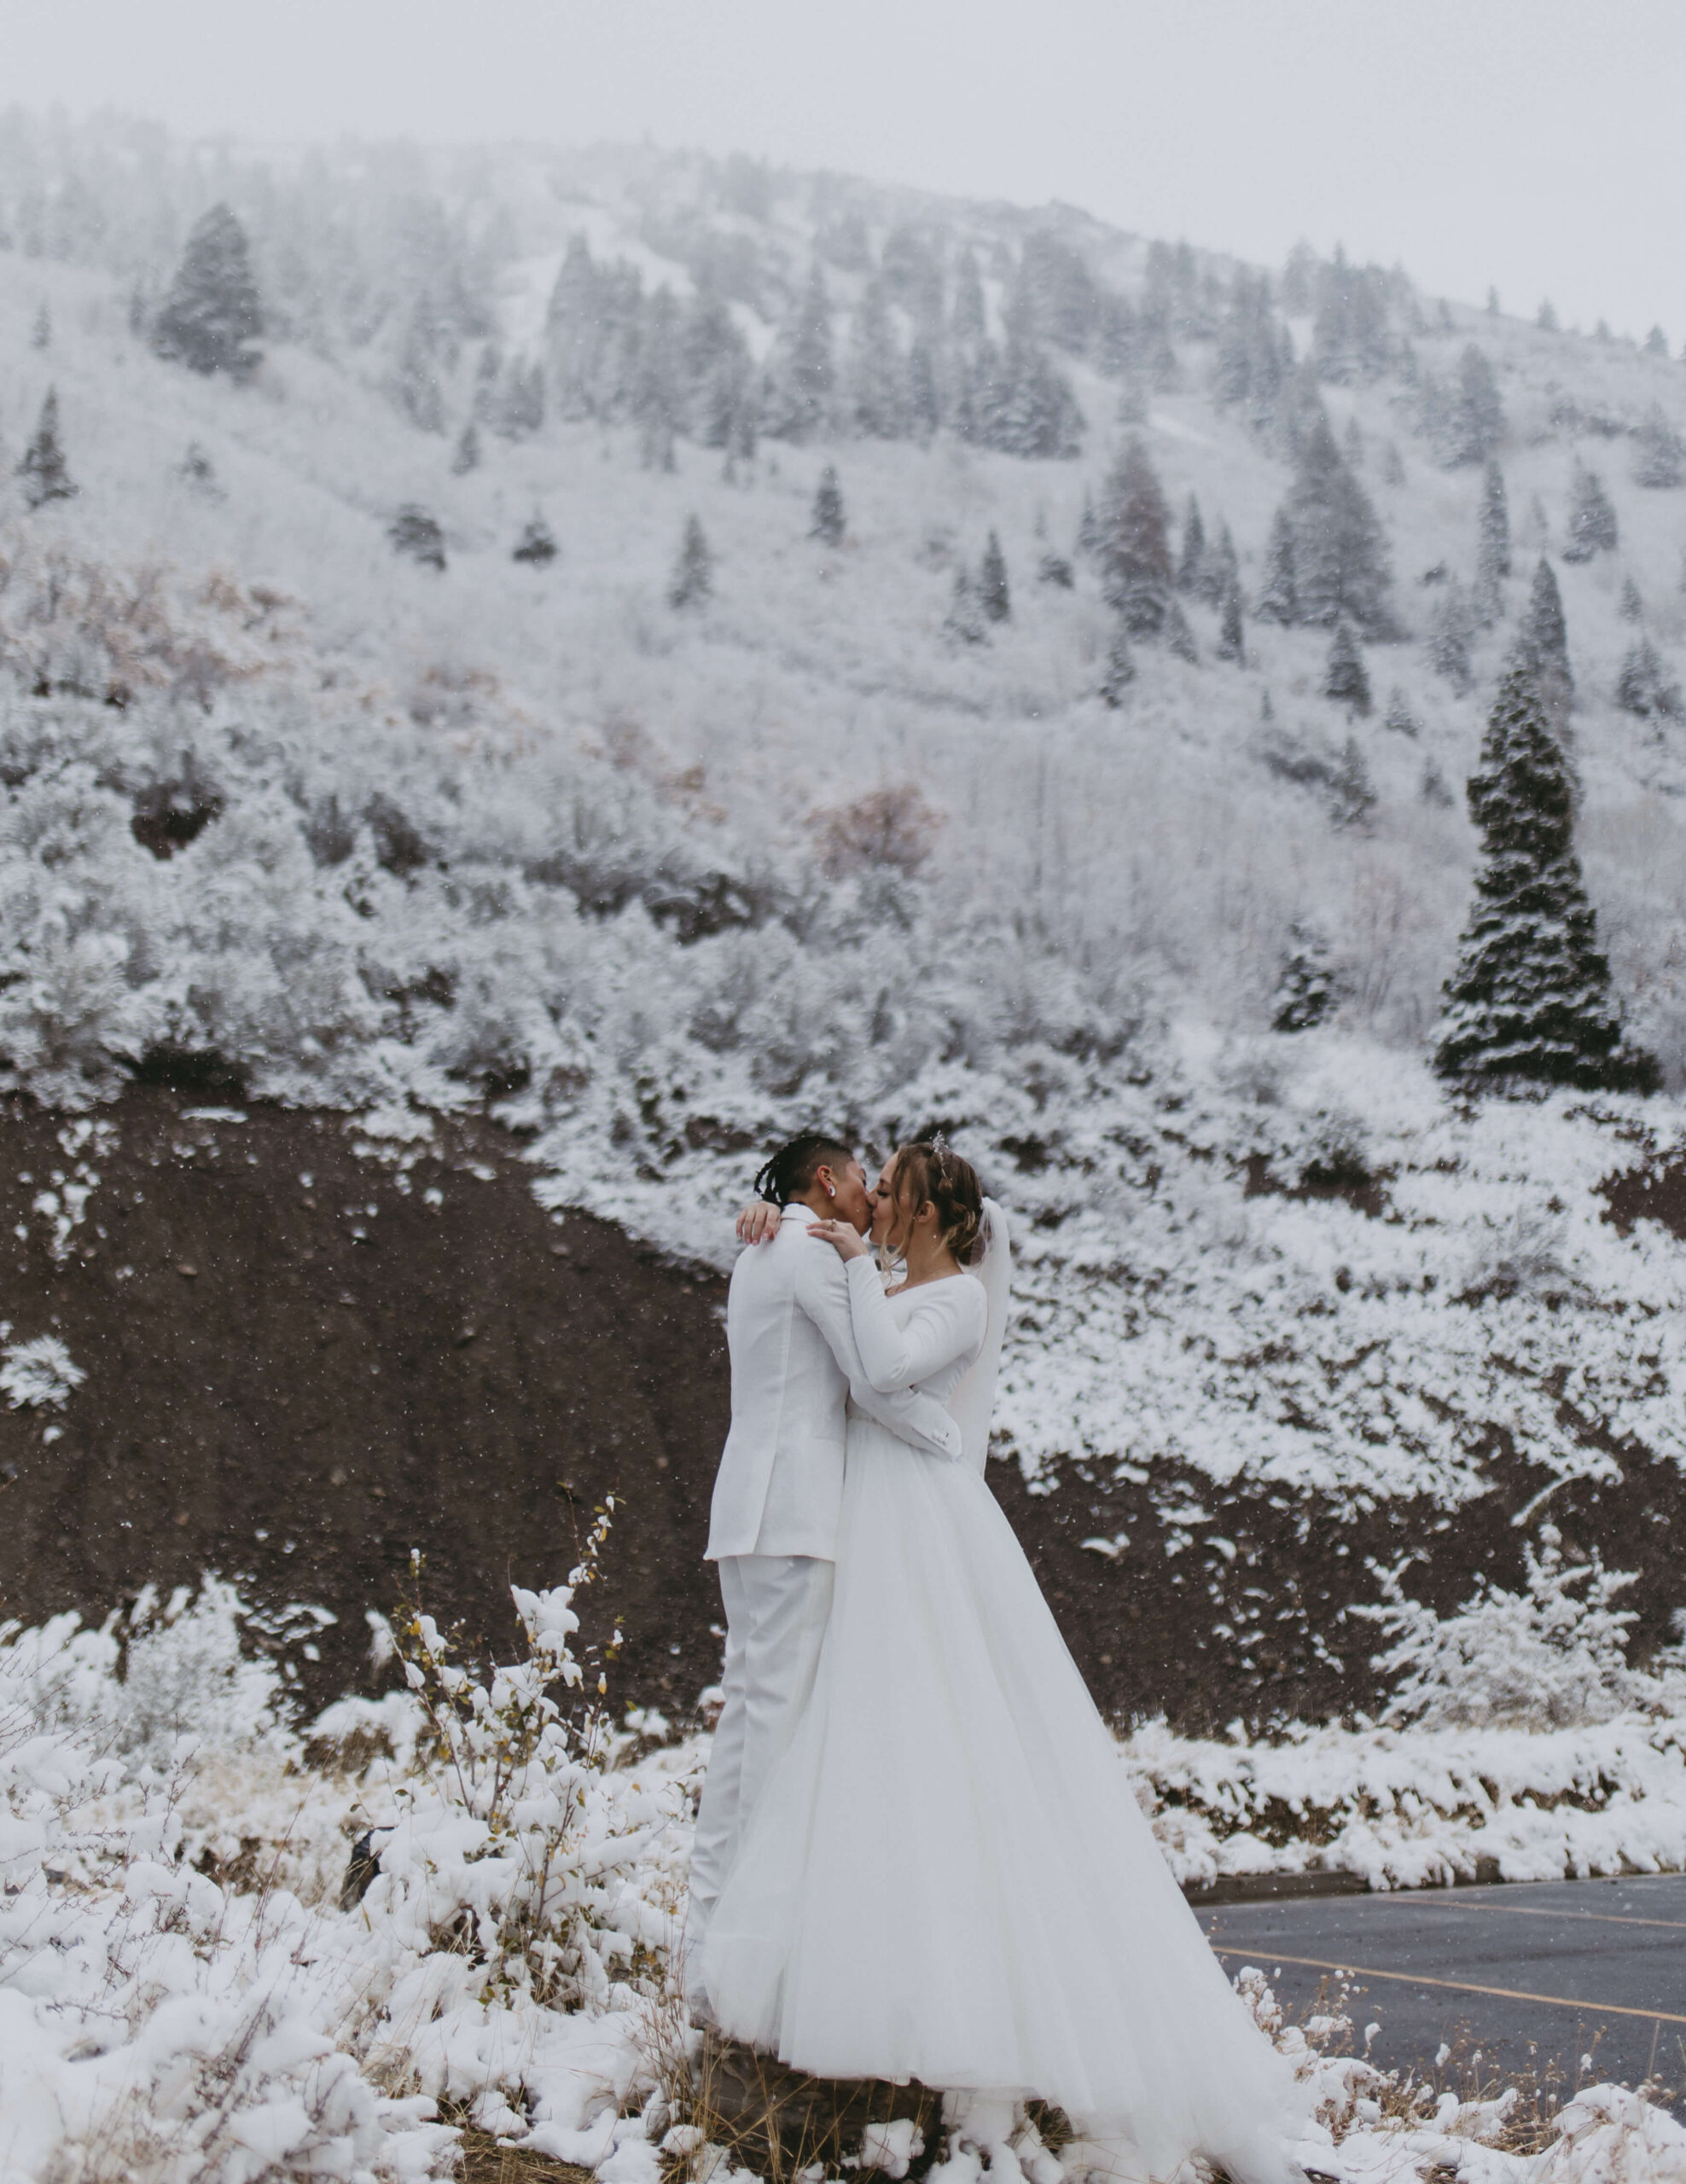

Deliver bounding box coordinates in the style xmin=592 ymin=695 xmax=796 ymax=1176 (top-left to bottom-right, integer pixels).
xmin=8 ymin=1573 xmax=1686 ymax=2184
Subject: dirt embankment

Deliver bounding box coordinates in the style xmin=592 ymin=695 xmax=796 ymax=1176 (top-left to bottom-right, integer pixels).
xmin=3 ymin=1087 xmax=1683 ymax=1734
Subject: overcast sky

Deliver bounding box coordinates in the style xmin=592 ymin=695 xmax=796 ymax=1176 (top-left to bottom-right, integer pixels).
xmin=11 ymin=0 xmax=1684 ymax=346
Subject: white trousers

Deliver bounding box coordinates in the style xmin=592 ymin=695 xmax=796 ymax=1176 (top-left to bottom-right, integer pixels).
xmin=686 ymin=1554 xmax=834 ymax=1958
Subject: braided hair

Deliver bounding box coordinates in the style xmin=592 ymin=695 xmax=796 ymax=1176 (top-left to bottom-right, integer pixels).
xmin=882 ymin=1140 xmax=985 ymax=1264
xmin=753 ymin=1131 xmax=858 ymax=1206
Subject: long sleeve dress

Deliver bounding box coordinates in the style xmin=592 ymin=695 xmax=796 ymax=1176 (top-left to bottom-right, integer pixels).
xmin=701 ymin=1262 xmax=1302 ymax=2184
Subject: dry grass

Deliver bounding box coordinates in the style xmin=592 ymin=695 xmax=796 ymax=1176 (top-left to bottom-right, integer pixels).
xmin=457 ymin=2128 xmax=595 ymax=2184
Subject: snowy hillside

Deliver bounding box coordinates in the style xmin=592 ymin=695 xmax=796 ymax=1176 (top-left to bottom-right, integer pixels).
xmin=3 ymin=120 xmax=1686 ymax=1565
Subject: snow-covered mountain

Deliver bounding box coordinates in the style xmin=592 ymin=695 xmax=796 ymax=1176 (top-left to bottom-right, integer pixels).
xmin=3 ymin=119 xmax=1686 ymax=1584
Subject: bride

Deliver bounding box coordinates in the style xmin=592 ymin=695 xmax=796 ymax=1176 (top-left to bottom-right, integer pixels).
xmin=699 ymin=1142 xmax=1304 ymax=2184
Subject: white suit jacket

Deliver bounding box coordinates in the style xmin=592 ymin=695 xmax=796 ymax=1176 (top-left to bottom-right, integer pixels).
xmin=705 ymin=1205 xmax=962 ymax=1561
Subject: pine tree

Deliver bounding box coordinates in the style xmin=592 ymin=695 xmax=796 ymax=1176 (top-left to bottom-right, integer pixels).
xmin=450 ymin=422 xmax=480 ymax=476
xmin=1474 ymin=458 xmax=1511 ymax=623
xmin=1098 ymin=623 xmax=1136 ymax=705
xmin=1427 ymin=579 xmax=1475 ymax=693
xmin=1216 ymin=579 xmax=1247 ymax=665
xmin=1537 ymin=299 xmax=1560 ymax=333
xmin=846 ymin=277 xmax=905 ymax=439
xmin=1164 ymin=598 xmax=1199 ymax=663
xmin=151 ymin=203 xmax=264 ymax=380
xmin=1037 ymin=549 xmax=1074 ymax=589
xmin=1615 ymin=637 xmax=1683 ymax=720
xmin=512 ymin=514 xmax=558 ymax=566
xmin=1441 ymin=344 xmax=1503 ymax=467
xmin=1632 ymin=405 xmax=1685 ymax=491
xmin=1075 ymin=490 xmax=1101 ymax=561
xmin=1562 ymin=466 xmax=1618 ymax=561
xmin=1644 ymin=325 xmax=1670 ymax=358
xmin=17 ymin=388 xmax=77 ymax=508
xmin=1197 ymin=520 xmax=1240 ymax=609
xmin=1254 ymin=507 xmax=1298 ymax=624
xmin=30 ymin=300 xmax=49 ymax=351
xmin=1176 ymin=495 xmax=1205 ymax=592
xmin=1619 ymin=576 xmax=1643 ymax=624
xmin=766 ymin=264 xmax=834 ymax=441
xmin=1328 ymin=735 xmax=1377 ymax=830
xmin=1381 ymin=688 xmax=1420 ymax=736
xmin=389 ymin=505 xmax=446 ymax=571
xmin=1284 ymin=415 xmax=1392 ymax=632
xmin=1381 ymin=441 xmax=1407 ymax=487
xmin=951 ymin=249 xmax=986 ymax=345
xmin=1343 ymin=415 xmax=1365 ymax=469
xmin=1097 ymin=439 xmax=1174 ymax=638
xmin=944 ymin=565 xmax=987 ymax=645
xmin=1514 ymin=558 xmax=1575 ymax=723
xmin=1437 ymin=667 xmax=1657 ymax=1091
xmin=395 ymin=300 xmax=445 ymax=433
xmin=667 ymin=514 xmax=713 ymax=608
xmin=1324 ymin=619 xmax=1371 ymax=714
xmin=176 ymin=441 xmax=221 ymax=499
xmin=1272 ymin=922 xmax=1336 ymax=1031
xmin=979 ymin=530 xmax=1011 ymax=622
xmin=803 ymin=465 xmax=845 ymax=550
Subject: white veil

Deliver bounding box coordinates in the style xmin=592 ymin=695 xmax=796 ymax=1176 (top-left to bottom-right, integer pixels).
xmin=949 ymin=1197 xmax=1011 ymax=1472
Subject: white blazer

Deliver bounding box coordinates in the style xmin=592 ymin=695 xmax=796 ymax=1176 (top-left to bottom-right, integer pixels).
xmin=705 ymin=1205 xmax=962 ymax=1561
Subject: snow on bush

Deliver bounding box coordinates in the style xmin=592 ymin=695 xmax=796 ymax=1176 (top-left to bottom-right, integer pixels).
xmin=0 ymin=1331 xmax=84 ymax=1410
xmin=1357 ymin=1529 xmax=1673 ymax=1732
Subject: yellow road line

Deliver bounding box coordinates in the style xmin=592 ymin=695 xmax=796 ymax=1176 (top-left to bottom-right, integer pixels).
xmin=1206 ymin=1948 xmax=1686 ymax=2025
xmin=1376 ymin=1899 xmax=1686 ymax=1935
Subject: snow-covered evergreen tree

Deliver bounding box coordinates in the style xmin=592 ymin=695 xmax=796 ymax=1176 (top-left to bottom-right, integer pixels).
xmin=1476 ymin=458 xmax=1511 ymax=622
xmin=1382 ymin=688 xmax=1420 ymax=736
xmin=1280 ymin=415 xmax=1392 ymax=634
xmin=388 ymin=505 xmax=445 ymax=571
xmin=17 ymin=388 xmax=78 ymax=508
xmin=1328 ymin=735 xmax=1377 ymax=831
xmin=944 ymin=565 xmax=986 ymax=645
xmin=512 ymin=515 xmax=558 ymax=566
xmin=1632 ymin=406 xmax=1685 ymax=491
xmin=1253 ymin=508 xmax=1297 ymax=625
xmin=450 ymin=422 xmax=480 ymax=476
xmin=1615 ymin=637 xmax=1683 ymax=720
xmin=394 ymin=301 xmax=445 ymax=433
xmin=1176 ymin=496 xmax=1205 ymax=593
xmin=979 ymin=531 xmax=1011 ymax=623
xmin=1164 ymin=598 xmax=1199 ymax=663
xmin=1216 ymin=580 xmax=1246 ymax=665
xmin=1619 ymin=577 xmax=1643 ymax=624
xmin=1197 ymin=520 xmax=1240 ymax=610
xmin=1437 ymin=668 xmax=1656 ymax=1092
xmin=1324 ymin=620 xmax=1371 ymax=715
xmin=1098 ymin=623 xmax=1136 ymax=705
xmin=1563 ymin=465 xmax=1619 ymax=561
xmin=1097 ymin=439 xmax=1173 ymax=638
xmin=31 ymin=300 xmax=50 ymax=351
xmin=809 ymin=465 xmax=845 ymax=546
xmin=1427 ymin=578 xmax=1475 ymax=692
xmin=846 ymin=277 xmax=905 ymax=439
xmin=1440 ymin=343 xmax=1504 ymax=467
xmin=765 ymin=264 xmax=834 ymax=442
xmin=951 ymin=248 xmax=986 ymax=345
xmin=1514 ymin=558 xmax=1575 ymax=723
xmin=152 ymin=203 xmax=264 ymax=380
xmin=1272 ymin=921 xmax=1336 ymax=1031
xmin=667 ymin=514 xmax=713 ymax=608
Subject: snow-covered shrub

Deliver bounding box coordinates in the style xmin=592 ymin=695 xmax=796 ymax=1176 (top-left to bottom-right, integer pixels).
xmin=363 ymin=1515 xmax=686 ymax=2014
xmin=0 ymin=1329 xmax=84 ymax=1409
xmin=1358 ymin=1530 xmax=1646 ymax=1730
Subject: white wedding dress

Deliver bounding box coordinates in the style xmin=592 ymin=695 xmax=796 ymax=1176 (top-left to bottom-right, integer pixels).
xmin=701 ymin=1205 xmax=1303 ymax=2184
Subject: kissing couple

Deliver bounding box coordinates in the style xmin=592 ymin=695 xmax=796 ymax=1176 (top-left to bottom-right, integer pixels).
xmin=683 ymin=1133 xmax=1303 ymax=2184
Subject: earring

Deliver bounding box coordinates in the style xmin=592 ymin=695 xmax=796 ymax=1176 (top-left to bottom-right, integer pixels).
xmin=826 ymin=1183 xmax=835 ymax=1197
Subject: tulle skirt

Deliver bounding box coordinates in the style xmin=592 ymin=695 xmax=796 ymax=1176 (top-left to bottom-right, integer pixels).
xmin=700 ymin=1421 xmax=1305 ymax=2184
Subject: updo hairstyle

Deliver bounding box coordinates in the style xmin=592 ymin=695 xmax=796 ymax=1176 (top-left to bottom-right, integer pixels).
xmin=883 ymin=1141 xmax=985 ymax=1264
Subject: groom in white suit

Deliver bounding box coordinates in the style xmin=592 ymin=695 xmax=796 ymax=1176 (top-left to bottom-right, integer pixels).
xmin=685 ymin=1132 xmax=961 ymax=1997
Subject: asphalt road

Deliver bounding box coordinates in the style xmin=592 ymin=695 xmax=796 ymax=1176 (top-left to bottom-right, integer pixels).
xmin=1201 ymin=1876 xmax=1686 ymax=2109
